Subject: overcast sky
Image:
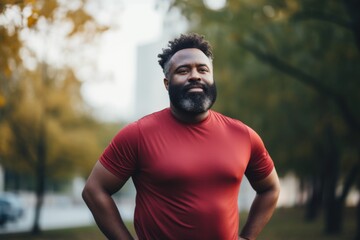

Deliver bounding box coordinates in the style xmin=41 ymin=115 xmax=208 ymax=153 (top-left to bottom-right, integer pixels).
xmin=80 ymin=0 xmax=164 ymax=122
xmin=80 ymin=0 xmax=226 ymax=122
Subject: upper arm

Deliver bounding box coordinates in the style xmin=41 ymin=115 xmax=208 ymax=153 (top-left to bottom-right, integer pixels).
xmin=249 ymin=168 xmax=280 ymax=194
xmin=84 ymin=160 xmax=128 ymax=195
xmin=245 ymin=126 xmax=274 ymax=182
xmin=99 ymin=122 xmax=139 ymax=180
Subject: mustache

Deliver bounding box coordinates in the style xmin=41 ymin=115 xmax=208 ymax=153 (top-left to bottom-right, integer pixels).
xmin=183 ymin=82 xmax=208 ymax=92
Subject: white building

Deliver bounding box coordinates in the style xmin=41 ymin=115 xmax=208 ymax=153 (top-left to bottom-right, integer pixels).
xmin=133 ymin=4 xmax=188 ymax=120
xmin=133 ymin=39 xmax=169 ymax=119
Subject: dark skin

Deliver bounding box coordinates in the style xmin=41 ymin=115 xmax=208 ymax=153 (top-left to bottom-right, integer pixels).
xmin=164 ymin=48 xmax=214 ymax=123
xmin=82 ymin=48 xmax=280 ymax=240
xmin=82 ymin=161 xmax=133 ymax=240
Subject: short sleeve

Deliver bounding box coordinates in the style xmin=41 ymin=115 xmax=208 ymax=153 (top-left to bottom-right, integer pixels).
xmin=245 ymin=126 xmax=274 ymax=182
xmin=99 ymin=122 xmax=139 ymax=181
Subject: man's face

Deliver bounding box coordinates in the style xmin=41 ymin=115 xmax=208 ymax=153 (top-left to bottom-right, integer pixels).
xmin=165 ymin=48 xmax=217 ymax=114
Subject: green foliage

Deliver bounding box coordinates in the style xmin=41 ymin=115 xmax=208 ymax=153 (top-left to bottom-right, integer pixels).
xmin=0 ymin=63 xmax=102 ymax=183
xmin=0 ymin=0 xmax=113 ymax=188
xmin=170 ymin=0 xmax=360 ymax=179
xmin=169 ymin=1 xmax=360 ymax=232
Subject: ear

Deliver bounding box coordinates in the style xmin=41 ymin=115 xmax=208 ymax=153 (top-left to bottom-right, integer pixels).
xmin=163 ymin=78 xmax=169 ymax=91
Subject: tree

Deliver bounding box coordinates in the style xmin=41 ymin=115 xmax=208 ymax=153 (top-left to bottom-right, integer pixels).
xmin=168 ymin=0 xmax=360 ymax=235
xmin=0 ymin=0 xmax=108 ymax=234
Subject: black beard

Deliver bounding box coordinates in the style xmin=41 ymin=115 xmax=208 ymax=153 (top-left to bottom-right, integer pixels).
xmin=168 ymin=81 xmax=217 ymax=114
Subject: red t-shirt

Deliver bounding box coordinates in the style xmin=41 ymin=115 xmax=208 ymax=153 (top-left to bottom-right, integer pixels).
xmin=100 ymin=108 xmax=274 ymax=240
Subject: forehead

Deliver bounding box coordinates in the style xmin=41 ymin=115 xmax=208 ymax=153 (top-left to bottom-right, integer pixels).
xmin=169 ymin=48 xmax=212 ymax=69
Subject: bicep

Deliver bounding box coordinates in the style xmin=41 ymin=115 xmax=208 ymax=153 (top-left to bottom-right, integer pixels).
xmin=245 ymin=126 xmax=274 ymax=182
xmin=249 ymin=168 xmax=280 ymax=194
xmin=85 ymin=160 xmax=128 ymax=195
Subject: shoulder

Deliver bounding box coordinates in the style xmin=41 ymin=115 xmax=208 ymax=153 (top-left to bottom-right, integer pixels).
xmin=137 ymin=108 xmax=170 ymax=127
xmin=209 ymin=111 xmax=268 ymax=146
xmin=120 ymin=108 xmax=173 ymax=139
xmin=111 ymin=109 xmax=169 ymax=137
xmin=111 ymin=121 xmax=140 ymax=146
xmin=244 ymin=125 xmax=265 ymax=148
xmin=210 ymin=110 xmax=249 ymax=131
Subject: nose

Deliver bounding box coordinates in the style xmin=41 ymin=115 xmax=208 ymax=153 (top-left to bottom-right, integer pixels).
xmin=188 ymin=69 xmax=201 ymax=82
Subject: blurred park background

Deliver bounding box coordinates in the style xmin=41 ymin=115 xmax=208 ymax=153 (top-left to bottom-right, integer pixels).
xmin=0 ymin=0 xmax=359 ymax=239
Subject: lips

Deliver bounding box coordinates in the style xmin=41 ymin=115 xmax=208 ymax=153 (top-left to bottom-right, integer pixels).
xmin=187 ymin=87 xmax=203 ymax=92
xmin=184 ymin=84 xmax=206 ymax=92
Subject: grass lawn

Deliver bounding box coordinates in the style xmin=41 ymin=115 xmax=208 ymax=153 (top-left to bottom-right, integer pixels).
xmin=1 ymin=207 xmax=356 ymax=240
xmin=246 ymin=207 xmax=357 ymax=240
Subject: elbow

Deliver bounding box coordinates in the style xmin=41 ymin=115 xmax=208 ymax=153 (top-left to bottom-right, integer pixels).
xmin=82 ymin=183 xmax=93 ymax=204
xmin=260 ymin=183 xmax=280 ymax=201
xmin=273 ymin=177 xmax=281 ymax=196
xmin=82 ymin=185 xmax=88 ymax=203
xmin=274 ymin=182 xmax=281 ymax=203
xmin=269 ymin=176 xmax=281 ymax=201
xmin=270 ymin=179 xmax=281 ymax=206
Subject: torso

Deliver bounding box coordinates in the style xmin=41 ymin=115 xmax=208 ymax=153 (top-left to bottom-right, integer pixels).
xmin=133 ymin=108 xmax=251 ymax=240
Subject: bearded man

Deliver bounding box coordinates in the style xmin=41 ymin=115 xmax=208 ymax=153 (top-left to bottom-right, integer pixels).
xmin=82 ymin=33 xmax=280 ymax=240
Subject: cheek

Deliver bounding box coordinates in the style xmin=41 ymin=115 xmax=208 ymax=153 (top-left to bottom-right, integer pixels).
xmin=171 ymin=76 xmax=188 ymax=85
xmin=205 ymin=76 xmax=214 ymax=85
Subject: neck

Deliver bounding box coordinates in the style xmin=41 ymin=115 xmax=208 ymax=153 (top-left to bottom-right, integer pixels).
xmin=170 ymin=104 xmax=209 ymax=123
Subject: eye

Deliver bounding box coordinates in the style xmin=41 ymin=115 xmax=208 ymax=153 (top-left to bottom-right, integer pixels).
xmin=198 ymin=67 xmax=209 ymax=73
xmin=176 ymin=67 xmax=189 ymax=74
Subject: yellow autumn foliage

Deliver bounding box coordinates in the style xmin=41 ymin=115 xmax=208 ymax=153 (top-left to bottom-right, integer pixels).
xmin=0 ymin=0 xmax=112 ymax=184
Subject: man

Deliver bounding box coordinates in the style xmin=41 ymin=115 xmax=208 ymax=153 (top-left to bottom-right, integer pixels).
xmin=82 ymin=33 xmax=280 ymax=240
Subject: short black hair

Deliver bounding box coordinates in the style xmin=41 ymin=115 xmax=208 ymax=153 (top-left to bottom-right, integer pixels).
xmin=157 ymin=33 xmax=213 ymax=75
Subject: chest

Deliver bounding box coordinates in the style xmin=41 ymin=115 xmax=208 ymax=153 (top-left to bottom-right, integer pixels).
xmin=136 ymin=125 xmax=251 ymax=187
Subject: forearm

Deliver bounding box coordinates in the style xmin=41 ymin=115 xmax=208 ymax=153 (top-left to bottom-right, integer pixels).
xmin=239 ymin=188 xmax=279 ymax=240
xmin=83 ymin=188 xmax=134 ymax=240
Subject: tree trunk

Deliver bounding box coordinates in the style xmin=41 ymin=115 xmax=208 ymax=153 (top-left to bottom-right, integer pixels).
xmin=305 ymin=176 xmax=323 ymax=221
xmin=322 ymin=125 xmax=342 ymax=234
xmin=31 ymin=119 xmax=46 ymax=235
xmin=343 ymin=0 xmax=360 ymax=51
xmin=32 ymin=188 xmax=44 ymax=234
xmin=355 ymin=151 xmax=360 ymax=240
xmin=325 ymin=163 xmax=358 ymax=235
xmin=323 ymin=160 xmax=359 ymax=235
xmin=324 ymin=198 xmax=343 ymax=234
xmin=355 ymin=198 xmax=360 ymax=240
